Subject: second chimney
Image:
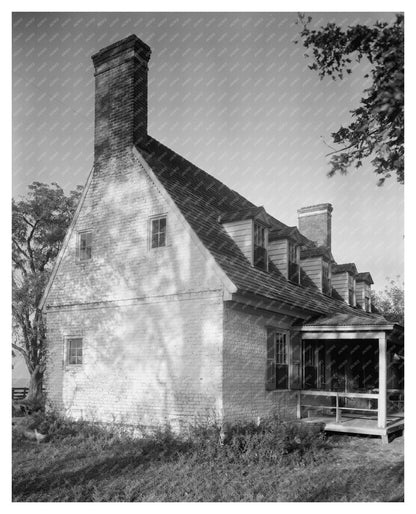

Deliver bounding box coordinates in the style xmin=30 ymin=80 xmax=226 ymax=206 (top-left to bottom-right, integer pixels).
xmin=92 ymin=35 xmax=151 ymax=163
xmin=297 ymin=203 xmax=333 ymax=251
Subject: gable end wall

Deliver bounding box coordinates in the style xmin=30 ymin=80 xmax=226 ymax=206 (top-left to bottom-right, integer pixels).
xmin=44 ymin=151 xmax=225 ymax=427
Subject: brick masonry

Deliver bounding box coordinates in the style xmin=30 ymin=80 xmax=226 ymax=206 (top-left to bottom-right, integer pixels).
xmin=223 ymin=303 xmax=299 ymax=424
xmin=298 ymin=204 xmax=332 ymax=250
xmin=44 ymin=150 xmax=226 ymax=428
xmin=45 ymin=293 xmax=224 ymax=428
xmin=44 ymin=149 xmax=301 ymax=427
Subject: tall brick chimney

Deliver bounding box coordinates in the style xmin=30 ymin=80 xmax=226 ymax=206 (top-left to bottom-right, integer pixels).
xmin=297 ymin=203 xmax=333 ymax=251
xmin=91 ymin=35 xmax=151 ymax=163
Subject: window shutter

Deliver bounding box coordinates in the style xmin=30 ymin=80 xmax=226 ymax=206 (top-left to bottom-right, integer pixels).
xmin=266 ymin=329 xmax=276 ymax=391
xmin=289 ymin=333 xmax=302 ymax=389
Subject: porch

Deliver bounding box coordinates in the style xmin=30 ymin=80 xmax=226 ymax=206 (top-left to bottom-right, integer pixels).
xmin=297 ymin=390 xmax=404 ymax=443
xmin=294 ymin=321 xmax=404 ymax=443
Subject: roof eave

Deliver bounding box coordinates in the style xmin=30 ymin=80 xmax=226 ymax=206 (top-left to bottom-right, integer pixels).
xmin=294 ymin=323 xmax=395 ymax=332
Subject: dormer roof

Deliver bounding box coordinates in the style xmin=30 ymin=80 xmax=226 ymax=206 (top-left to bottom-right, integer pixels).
xmin=300 ymin=246 xmax=332 ymax=261
xmin=356 ymin=272 xmax=374 ymax=285
xmin=332 ymin=263 xmax=358 ymax=276
xmin=218 ymin=206 xmax=271 ymax=227
xmin=269 ymin=226 xmax=309 ymax=245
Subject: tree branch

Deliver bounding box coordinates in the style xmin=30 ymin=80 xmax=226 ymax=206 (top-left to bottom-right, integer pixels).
xmin=12 ymin=238 xmax=30 ymax=260
xmin=12 ymin=343 xmax=33 ymax=373
xmin=26 ymin=219 xmax=40 ymax=274
xmin=325 ymin=142 xmax=361 ymax=157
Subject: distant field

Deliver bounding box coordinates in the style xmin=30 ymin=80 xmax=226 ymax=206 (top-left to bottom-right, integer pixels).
xmin=12 ymin=415 xmax=404 ymax=502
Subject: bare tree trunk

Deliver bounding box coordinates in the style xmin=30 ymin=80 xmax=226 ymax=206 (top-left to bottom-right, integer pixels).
xmin=26 ymin=365 xmax=44 ymax=403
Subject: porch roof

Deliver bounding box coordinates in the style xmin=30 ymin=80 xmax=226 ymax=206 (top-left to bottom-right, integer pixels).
xmin=298 ymin=312 xmax=393 ymax=329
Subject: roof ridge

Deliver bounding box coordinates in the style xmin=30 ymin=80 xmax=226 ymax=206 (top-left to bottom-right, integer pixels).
xmin=136 ymin=138 xmax=384 ymax=324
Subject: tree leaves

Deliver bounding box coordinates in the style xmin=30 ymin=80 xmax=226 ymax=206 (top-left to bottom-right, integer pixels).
xmin=297 ymin=13 xmax=404 ymax=185
xmin=371 ymin=278 xmax=404 ymax=325
xmin=12 ymin=182 xmax=82 ymax=388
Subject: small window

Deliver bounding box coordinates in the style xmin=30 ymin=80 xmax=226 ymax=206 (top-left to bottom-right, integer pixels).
xmin=151 ymin=216 xmax=167 ymax=248
xmin=253 ymin=222 xmax=268 ymax=270
xmin=266 ymin=330 xmax=289 ymax=390
xmin=254 ymin=223 xmax=266 ymax=248
xmin=77 ymin=231 xmax=92 ymax=261
xmin=67 ymin=338 xmax=83 ymax=365
xmin=288 ymin=243 xmax=300 ymax=283
xmin=322 ymin=260 xmax=331 ymax=295
xmin=348 ymin=274 xmax=355 ymax=305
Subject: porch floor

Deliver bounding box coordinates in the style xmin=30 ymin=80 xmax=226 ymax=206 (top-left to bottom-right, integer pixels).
xmin=301 ymin=412 xmax=404 ymax=442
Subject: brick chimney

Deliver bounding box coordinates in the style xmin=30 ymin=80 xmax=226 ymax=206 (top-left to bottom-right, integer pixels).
xmin=297 ymin=203 xmax=333 ymax=251
xmin=92 ymin=35 xmax=151 ymax=163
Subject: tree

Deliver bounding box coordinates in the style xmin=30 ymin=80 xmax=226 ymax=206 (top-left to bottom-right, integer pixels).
xmin=371 ymin=278 xmax=404 ymax=326
xmin=12 ymin=182 xmax=82 ymax=403
xmin=296 ymin=13 xmax=404 ymax=186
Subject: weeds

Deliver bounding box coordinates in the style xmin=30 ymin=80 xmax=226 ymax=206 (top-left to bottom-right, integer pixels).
xmin=12 ymin=413 xmax=403 ymax=501
xmin=14 ymin=410 xmax=327 ymax=466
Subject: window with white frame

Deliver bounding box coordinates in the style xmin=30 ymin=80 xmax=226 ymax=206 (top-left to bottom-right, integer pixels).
xmin=67 ymin=337 xmax=83 ymax=365
xmin=77 ymin=231 xmax=92 ymax=261
xmin=266 ymin=330 xmax=289 ymax=390
xmin=150 ymin=216 xmax=167 ymax=248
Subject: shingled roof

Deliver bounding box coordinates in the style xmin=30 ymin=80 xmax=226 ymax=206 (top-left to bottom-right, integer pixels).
xmin=300 ymin=246 xmax=333 ymax=261
xmin=269 ymin=226 xmax=310 ymax=245
xmin=137 ymin=137 xmax=388 ymax=326
xmin=332 ymin=263 xmax=358 ymax=275
xmin=356 ymin=272 xmax=374 ymax=285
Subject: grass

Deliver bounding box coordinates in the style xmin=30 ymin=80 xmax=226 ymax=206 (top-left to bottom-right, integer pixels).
xmin=12 ymin=412 xmax=404 ymax=502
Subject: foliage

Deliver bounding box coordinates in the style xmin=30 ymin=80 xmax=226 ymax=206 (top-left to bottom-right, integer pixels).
xmin=296 ymin=13 xmax=404 ymax=185
xmin=15 ymin=411 xmax=327 ymax=466
xmin=371 ymin=277 xmax=404 ymax=325
xmin=12 ymin=413 xmax=403 ymax=502
xmin=12 ymin=182 xmax=82 ymax=400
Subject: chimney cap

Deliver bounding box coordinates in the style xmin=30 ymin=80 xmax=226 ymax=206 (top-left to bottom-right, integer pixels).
xmin=92 ymin=34 xmax=151 ymax=68
xmin=297 ymin=203 xmax=333 ymax=216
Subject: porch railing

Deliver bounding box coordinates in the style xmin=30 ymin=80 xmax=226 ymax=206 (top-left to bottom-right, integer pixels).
xmin=297 ymin=390 xmax=379 ymax=424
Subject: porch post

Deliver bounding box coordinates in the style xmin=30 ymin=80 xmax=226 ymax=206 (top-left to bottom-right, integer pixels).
xmin=378 ymin=332 xmax=387 ymax=429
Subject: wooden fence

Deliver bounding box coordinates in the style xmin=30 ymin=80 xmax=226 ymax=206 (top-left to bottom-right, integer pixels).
xmin=12 ymin=387 xmax=29 ymax=400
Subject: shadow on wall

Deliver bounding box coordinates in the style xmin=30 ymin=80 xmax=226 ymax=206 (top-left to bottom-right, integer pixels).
xmin=46 ymin=151 xmax=224 ymax=428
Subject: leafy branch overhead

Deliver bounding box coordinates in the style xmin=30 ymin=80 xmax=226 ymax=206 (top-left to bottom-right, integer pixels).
xmin=296 ymin=13 xmax=404 ymax=185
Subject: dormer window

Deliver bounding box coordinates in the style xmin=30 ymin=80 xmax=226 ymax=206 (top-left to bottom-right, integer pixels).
xmin=253 ymin=222 xmax=268 ymax=271
xmin=356 ymin=272 xmax=373 ymax=311
xmin=348 ymin=274 xmax=355 ymax=306
xmin=331 ymin=263 xmax=357 ymax=304
xmin=288 ymin=243 xmax=300 ymax=284
xmin=322 ymin=260 xmax=331 ymax=295
xmin=219 ymin=206 xmax=270 ymax=270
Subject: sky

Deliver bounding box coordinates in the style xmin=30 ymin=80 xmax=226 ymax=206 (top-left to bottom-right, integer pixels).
xmin=12 ymin=11 xmax=404 ymax=292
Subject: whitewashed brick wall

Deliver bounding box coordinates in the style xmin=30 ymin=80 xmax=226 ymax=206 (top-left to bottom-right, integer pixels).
xmin=44 ymin=150 xmax=225 ymax=428
xmin=223 ymin=303 xmax=299 ymax=424
xmin=45 ymin=293 xmax=223 ymax=428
